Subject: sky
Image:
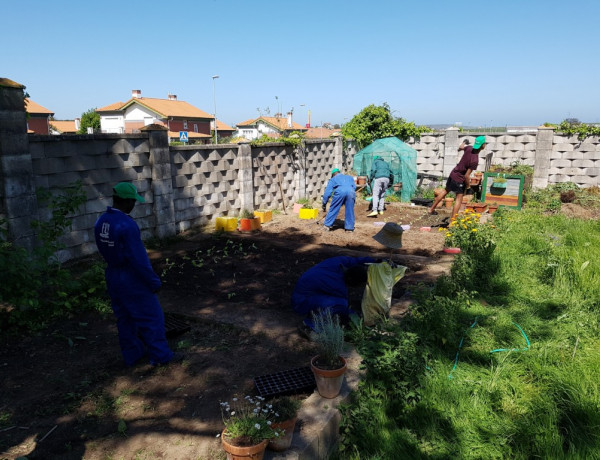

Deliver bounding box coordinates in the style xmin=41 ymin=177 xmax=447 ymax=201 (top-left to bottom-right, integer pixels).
xmin=2 ymin=0 xmax=599 ymax=128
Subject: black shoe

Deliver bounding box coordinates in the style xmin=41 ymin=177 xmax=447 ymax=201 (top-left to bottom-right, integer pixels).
xmin=345 ymin=229 xmax=354 ymax=232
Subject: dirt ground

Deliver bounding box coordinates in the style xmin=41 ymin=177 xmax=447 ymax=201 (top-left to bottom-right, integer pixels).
xmin=0 ymin=200 xmax=458 ymax=460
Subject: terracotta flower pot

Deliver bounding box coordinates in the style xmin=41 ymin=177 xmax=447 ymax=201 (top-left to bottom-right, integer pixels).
xmin=472 ymin=203 xmax=488 ymax=213
xmin=310 ymin=355 xmax=347 ymax=399
xmin=444 ymin=197 xmax=454 ymax=208
xmin=357 ymin=176 xmax=367 ymax=186
xmin=221 ymin=430 xmax=268 ymax=460
xmin=487 ymin=204 xmax=499 ymax=214
xmin=393 ymin=183 xmax=402 ymax=192
xmin=268 ymin=417 xmax=297 ymax=452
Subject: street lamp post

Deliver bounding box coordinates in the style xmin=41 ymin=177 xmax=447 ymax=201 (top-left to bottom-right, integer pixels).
xmin=212 ymin=75 xmax=219 ymax=144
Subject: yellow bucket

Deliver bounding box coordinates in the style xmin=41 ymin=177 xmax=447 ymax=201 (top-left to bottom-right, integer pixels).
xmin=299 ymin=208 xmax=319 ymax=220
xmin=215 ymin=217 xmax=237 ymax=232
xmin=254 ymin=210 xmax=272 ymax=224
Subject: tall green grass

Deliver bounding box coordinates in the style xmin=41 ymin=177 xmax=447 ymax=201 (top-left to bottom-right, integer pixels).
xmin=338 ymin=209 xmax=600 ymax=459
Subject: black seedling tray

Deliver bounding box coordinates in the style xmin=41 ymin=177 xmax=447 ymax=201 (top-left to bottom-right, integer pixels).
xmin=411 ymin=198 xmax=433 ymax=206
xmin=254 ymin=366 xmax=316 ymax=398
xmin=164 ymin=314 xmax=191 ymax=338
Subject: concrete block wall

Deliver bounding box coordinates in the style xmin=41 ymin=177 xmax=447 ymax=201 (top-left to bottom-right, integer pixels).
xmin=251 ymin=143 xmax=295 ymax=212
xmin=411 ymin=133 xmax=445 ymax=180
xmin=28 ymin=134 xmax=155 ymax=261
xmin=170 ymin=144 xmax=242 ymax=233
xmin=548 ymin=134 xmax=600 ymax=186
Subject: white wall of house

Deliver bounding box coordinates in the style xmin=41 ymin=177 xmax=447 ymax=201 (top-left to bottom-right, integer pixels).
xmin=125 ymin=105 xmax=160 ymax=125
xmin=235 ymin=127 xmax=258 ymax=139
xmin=100 ymin=114 xmax=125 ymax=133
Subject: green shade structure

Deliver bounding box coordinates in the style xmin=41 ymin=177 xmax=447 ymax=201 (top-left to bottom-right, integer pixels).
xmin=352 ymin=137 xmax=418 ymax=202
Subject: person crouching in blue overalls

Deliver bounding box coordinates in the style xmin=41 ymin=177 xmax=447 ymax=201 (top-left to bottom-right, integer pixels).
xmin=94 ymin=182 xmax=181 ymax=367
xmin=322 ymin=168 xmax=356 ymax=232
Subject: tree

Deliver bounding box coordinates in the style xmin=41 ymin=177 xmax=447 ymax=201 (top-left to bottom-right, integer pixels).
xmin=78 ymin=108 xmax=100 ymax=134
xmin=341 ymin=103 xmax=430 ymax=148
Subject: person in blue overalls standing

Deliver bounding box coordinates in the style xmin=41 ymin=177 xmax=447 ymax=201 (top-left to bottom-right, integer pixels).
xmin=322 ymin=168 xmax=356 ymax=232
xmin=94 ymin=182 xmax=180 ymax=367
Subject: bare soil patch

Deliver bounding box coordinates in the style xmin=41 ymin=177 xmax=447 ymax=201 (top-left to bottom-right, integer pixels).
xmin=1 ymin=201 xmax=453 ymax=459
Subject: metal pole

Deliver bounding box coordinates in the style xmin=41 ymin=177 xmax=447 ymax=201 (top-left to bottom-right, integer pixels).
xmin=212 ymin=75 xmax=219 ymax=144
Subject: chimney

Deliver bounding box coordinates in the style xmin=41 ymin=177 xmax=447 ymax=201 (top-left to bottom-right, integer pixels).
xmin=132 ymin=89 xmax=141 ymax=99
xmin=168 ymin=94 xmax=177 ymax=100
xmin=75 ymin=118 xmax=80 ymax=131
xmin=287 ymin=112 xmax=293 ymax=128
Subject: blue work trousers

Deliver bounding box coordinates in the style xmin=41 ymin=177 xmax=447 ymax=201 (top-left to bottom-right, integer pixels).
xmin=324 ymin=190 xmax=355 ymax=230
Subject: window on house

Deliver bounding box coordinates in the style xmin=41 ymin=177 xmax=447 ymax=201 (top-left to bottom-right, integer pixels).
xmin=183 ymin=121 xmax=188 ymax=130
xmin=194 ymin=124 xmax=198 ymax=132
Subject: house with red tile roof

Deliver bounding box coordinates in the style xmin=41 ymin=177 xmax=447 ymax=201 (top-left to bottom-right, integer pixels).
xmin=211 ymin=119 xmax=235 ymax=140
xmin=97 ymin=90 xmax=214 ymax=143
xmin=25 ymin=99 xmax=54 ymax=134
xmin=50 ymin=119 xmax=79 ymax=134
xmin=304 ymin=126 xmax=342 ymax=139
xmin=235 ymin=113 xmax=307 ymax=140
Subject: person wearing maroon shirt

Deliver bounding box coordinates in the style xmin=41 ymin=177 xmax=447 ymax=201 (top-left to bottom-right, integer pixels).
xmin=428 ymin=135 xmax=487 ymax=219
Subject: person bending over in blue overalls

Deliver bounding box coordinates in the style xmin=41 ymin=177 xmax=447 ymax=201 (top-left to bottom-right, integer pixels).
xmin=292 ymin=256 xmax=375 ymax=332
xmin=94 ymin=182 xmax=181 ymax=367
xmin=322 ymin=168 xmax=356 ymax=232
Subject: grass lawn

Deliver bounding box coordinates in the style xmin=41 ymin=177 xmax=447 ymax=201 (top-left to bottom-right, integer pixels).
xmin=337 ymin=206 xmax=600 ymax=459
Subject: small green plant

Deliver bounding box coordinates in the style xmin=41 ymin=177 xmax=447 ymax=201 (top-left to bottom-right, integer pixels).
xmin=220 ymin=395 xmax=281 ymax=445
xmin=296 ymin=198 xmax=310 ymax=205
xmin=239 ymin=209 xmax=255 ymax=219
xmin=311 ymin=309 xmax=345 ymax=368
xmin=270 ymin=396 xmax=302 ymax=422
xmin=301 ymin=203 xmax=314 ymax=209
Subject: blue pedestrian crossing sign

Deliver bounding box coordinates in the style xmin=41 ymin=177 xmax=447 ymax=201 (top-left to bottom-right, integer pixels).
xmin=179 ymin=131 xmax=188 ymax=142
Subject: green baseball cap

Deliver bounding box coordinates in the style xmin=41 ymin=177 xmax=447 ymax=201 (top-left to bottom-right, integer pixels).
xmin=331 ymin=168 xmax=340 ymax=175
xmin=113 ymin=182 xmax=145 ymax=203
xmin=473 ymin=136 xmax=487 ymax=149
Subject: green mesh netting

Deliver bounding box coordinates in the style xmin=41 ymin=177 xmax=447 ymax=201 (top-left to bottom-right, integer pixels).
xmin=352 ymin=137 xmax=418 ymax=202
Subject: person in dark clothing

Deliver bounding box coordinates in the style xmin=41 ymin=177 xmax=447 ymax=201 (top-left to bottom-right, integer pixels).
xmin=94 ymin=182 xmax=180 ymax=367
xmin=368 ymin=156 xmax=394 ymax=217
xmin=322 ymin=168 xmax=356 ymax=232
xmin=429 ymin=136 xmax=486 ymax=218
xmin=292 ymin=256 xmax=375 ymax=330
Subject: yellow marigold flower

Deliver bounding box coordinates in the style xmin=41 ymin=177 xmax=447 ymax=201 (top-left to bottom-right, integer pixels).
xmin=472 ymin=228 xmax=478 ymax=232
xmin=446 ymin=233 xmax=452 ymax=237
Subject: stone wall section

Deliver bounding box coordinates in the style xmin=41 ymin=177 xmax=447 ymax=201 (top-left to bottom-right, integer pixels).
xmin=28 ymin=134 xmax=154 ymax=261
xmin=169 ymin=144 xmax=242 ymax=233
xmin=548 ymin=134 xmax=600 ymax=186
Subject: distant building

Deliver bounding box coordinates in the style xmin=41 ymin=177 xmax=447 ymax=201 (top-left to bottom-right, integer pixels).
xmin=234 ymin=113 xmax=307 ymax=140
xmin=97 ymin=90 xmax=214 ymax=143
xmin=305 ymin=126 xmax=341 ymax=139
xmin=50 ymin=119 xmax=79 ymax=134
xmin=211 ymin=119 xmax=235 ymax=139
xmin=25 ymin=99 xmax=54 ymax=134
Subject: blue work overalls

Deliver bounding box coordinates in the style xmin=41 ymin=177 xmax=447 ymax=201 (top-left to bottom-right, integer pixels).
xmin=322 ymin=174 xmax=356 ymax=230
xmin=94 ymin=207 xmax=173 ymax=366
xmin=291 ymin=256 xmax=375 ymax=328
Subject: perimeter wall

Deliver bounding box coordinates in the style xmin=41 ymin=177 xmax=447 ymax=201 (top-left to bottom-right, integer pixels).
xmin=1 ymin=80 xmax=598 ymax=261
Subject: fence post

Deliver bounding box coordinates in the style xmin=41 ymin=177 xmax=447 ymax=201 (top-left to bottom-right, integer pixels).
xmin=142 ymin=124 xmax=176 ymax=239
xmin=443 ymin=127 xmax=460 ymax=179
xmin=238 ymin=141 xmax=255 ymax=212
xmin=0 ymin=78 xmax=38 ymax=251
xmin=533 ymin=126 xmax=554 ymax=189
